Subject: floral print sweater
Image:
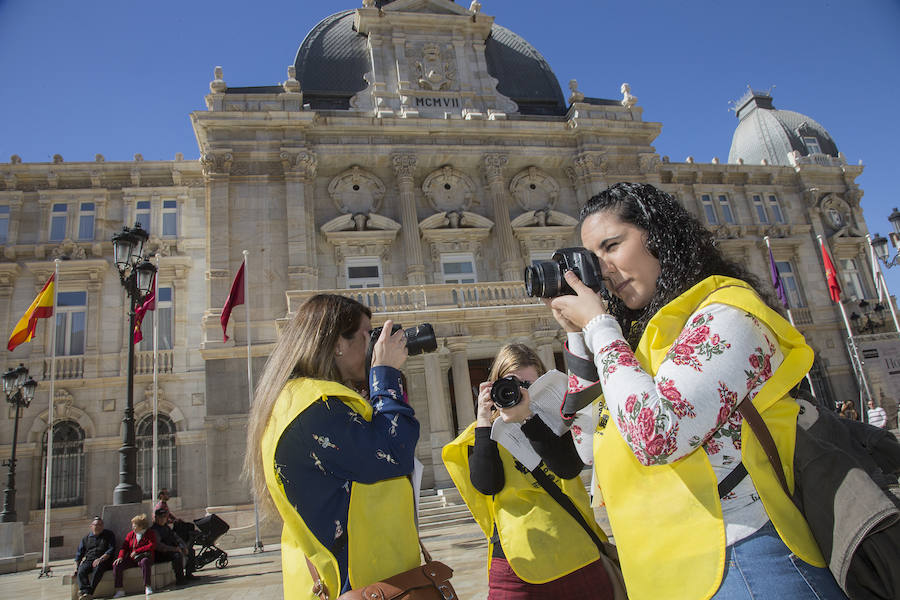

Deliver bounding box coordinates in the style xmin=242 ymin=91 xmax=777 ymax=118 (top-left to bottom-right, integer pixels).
xmin=570 ymin=303 xmax=782 ymax=544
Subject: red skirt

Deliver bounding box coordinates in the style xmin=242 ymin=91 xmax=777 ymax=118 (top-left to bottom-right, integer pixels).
xmin=487 ymin=556 xmax=613 ymax=600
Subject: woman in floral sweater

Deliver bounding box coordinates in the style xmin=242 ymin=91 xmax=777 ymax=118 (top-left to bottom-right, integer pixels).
xmin=548 ymin=182 xmax=846 ymax=600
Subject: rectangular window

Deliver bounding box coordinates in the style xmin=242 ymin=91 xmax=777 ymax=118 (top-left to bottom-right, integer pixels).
xmin=77 ymin=202 xmax=95 ymax=241
xmin=441 ymin=253 xmax=477 ymax=284
xmin=162 ymin=200 xmax=177 ymax=237
xmin=840 ymin=259 xmax=865 ymax=301
xmin=55 ymin=291 xmax=87 ymax=356
xmin=717 ymin=195 xmax=736 ymax=224
xmin=346 ymin=258 xmax=382 ymax=289
xmin=752 ymin=195 xmax=769 ymax=224
xmin=803 ymin=136 xmax=822 ymax=155
xmin=700 ymin=194 xmax=718 ymax=225
xmin=768 ymin=195 xmax=785 ymax=224
xmin=139 ymin=287 xmax=173 ymax=350
xmin=50 ymin=203 xmax=68 ymax=242
xmin=135 ymin=200 xmax=151 ymax=234
xmin=0 ymin=206 xmax=9 ymax=244
xmin=775 ymin=261 xmax=805 ymax=308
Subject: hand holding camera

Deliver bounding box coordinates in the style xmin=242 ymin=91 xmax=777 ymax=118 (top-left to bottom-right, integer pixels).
xmin=477 ymin=376 xmax=533 ymax=424
xmin=369 ymin=319 xmax=409 ymax=370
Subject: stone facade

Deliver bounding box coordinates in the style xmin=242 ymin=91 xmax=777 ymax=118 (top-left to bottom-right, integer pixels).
xmin=0 ymin=0 xmax=895 ymax=557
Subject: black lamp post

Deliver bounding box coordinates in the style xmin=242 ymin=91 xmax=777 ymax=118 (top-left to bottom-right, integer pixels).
xmin=1 ymin=364 xmax=38 ymax=522
xmin=850 ymin=299 xmax=885 ymax=335
xmin=111 ymin=223 xmax=156 ymax=505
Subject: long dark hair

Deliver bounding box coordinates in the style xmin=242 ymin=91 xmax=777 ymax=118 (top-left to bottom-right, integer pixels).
xmin=580 ymin=182 xmax=781 ymax=346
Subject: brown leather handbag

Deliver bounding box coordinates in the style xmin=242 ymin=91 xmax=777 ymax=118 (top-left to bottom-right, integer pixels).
xmin=306 ymin=539 xmax=457 ymax=600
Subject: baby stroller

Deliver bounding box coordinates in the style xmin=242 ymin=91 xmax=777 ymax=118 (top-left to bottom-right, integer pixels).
xmin=174 ymin=513 xmax=230 ymax=571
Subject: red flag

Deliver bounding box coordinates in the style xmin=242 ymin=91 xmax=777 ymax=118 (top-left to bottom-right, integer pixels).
xmin=133 ymin=286 xmax=156 ymax=345
xmin=820 ymin=241 xmax=842 ymax=303
xmin=221 ymin=263 xmax=245 ymax=342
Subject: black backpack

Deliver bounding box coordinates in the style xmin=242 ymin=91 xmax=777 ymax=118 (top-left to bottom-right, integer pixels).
xmin=740 ymin=388 xmax=900 ymax=600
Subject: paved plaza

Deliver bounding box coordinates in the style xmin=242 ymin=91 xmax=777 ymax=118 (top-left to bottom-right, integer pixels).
xmin=0 ymin=520 xmax=490 ymax=599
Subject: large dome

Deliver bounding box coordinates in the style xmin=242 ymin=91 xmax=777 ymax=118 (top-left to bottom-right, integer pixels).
xmin=728 ymin=90 xmax=839 ymax=166
xmin=293 ymin=9 xmax=566 ymax=115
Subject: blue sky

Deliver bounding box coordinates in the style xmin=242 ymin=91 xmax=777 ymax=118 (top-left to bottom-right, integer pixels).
xmin=2 ymin=0 xmax=900 ymax=292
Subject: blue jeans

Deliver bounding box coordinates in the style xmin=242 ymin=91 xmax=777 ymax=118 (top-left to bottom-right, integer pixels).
xmin=714 ymin=522 xmax=847 ymax=599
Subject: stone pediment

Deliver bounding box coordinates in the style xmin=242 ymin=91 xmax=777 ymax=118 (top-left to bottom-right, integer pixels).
xmin=510 ymin=210 xmax=577 ymax=228
xmin=322 ymin=213 xmax=401 ymax=233
xmin=419 ymin=211 xmax=493 ymax=231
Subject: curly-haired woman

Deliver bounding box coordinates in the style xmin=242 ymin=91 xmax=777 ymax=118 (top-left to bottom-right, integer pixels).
xmin=548 ymin=182 xmax=846 ymax=599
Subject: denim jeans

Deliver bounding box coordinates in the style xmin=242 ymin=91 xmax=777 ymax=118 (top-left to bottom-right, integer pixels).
xmin=714 ymin=522 xmax=847 ymax=599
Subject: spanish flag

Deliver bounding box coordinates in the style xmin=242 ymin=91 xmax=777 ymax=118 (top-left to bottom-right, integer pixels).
xmin=7 ymin=274 xmax=55 ymax=351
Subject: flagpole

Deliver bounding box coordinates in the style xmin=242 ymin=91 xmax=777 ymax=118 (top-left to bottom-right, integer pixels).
xmin=865 ymin=234 xmax=900 ymax=332
xmin=39 ymin=259 xmax=60 ymax=578
xmin=818 ymin=234 xmax=874 ymax=411
xmin=152 ymin=254 xmax=160 ymax=504
xmin=242 ymin=250 xmax=263 ymax=553
xmin=764 ymin=236 xmax=816 ymax=397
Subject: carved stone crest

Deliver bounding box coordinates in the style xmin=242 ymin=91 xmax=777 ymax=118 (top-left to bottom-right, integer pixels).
xmin=413 ymin=43 xmax=456 ymax=91
xmin=50 ymin=239 xmax=87 ymax=260
xmin=422 ymin=166 xmax=476 ymax=213
xmin=820 ymin=194 xmax=859 ymax=237
xmin=327 ymin=166 xmax=385 ymax=215
xmin=509 ymin=167 xmax=559 ymax=212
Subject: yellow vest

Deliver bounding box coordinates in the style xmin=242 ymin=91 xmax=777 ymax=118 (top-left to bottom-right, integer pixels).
xmin=261 ymin=378 xmax=420 ymax=599
xmin=443 ymin=422 xmax=606 ymax=583
xmin=593 ymin=276 xmax=824 ymax=600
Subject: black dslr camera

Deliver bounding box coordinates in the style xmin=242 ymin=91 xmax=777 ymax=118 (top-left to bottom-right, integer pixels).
xmin=490 ymin=375 xmax=531 ymax=409
xmin=365 ymin=323 xmax=438 ymax=373
xmin=524 ymin=247 xmax=605 ymax=298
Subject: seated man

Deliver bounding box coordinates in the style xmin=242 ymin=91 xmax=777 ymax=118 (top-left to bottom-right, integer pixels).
xmin=74 ymin=516 xmax=116 ymax=600
xmin=151 ymin=507 xmax=193 ymax=584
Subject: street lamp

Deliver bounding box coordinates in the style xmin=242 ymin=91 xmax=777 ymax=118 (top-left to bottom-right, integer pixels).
xmin=111 ymin=223 xmax=156 ymax=505
xmin=1 ymin=364 xmax=38 ymax=522
xmin=849 ymin=299 xmax=885 ymax=335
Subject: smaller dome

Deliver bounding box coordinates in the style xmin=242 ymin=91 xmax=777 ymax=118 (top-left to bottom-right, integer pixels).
xmin=728 ymin=90 xmax=839 ymax=166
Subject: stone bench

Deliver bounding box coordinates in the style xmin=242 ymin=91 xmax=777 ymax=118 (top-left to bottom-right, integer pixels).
xmin=63 ymin=562 xmax=175 ymax=599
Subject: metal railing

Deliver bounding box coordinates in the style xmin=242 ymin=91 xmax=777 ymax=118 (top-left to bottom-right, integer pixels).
xmin=287 ymin=281 xmax=540 ymax=315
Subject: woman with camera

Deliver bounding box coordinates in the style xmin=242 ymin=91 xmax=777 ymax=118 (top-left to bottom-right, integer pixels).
xmin=243 ymin=294 xmax=420 ymax=599
xmin=548 ymin=182 xmax=846 ymax=599
xmin=443 ymin=343 xmax=615 ymax=599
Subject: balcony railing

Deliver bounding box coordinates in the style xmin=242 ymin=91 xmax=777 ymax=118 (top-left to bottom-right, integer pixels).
xmin=43 ymin=356 xmax=84 ymax=380
xmin=135 ymin=349 xmax=174 ymax=375
xmin=789 ymin=307 xmax=814 ymax=326
xmin=287 ymin=281 xmax=541 ymax=315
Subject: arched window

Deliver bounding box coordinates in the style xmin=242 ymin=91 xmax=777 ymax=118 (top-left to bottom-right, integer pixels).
xmin=41 ymin=420 xmax=85 ymax=507
xmin=136 ymin=414 xmax=177 ymax=499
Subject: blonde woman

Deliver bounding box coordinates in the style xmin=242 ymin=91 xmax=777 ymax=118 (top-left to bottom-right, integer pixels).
xmin=443 ymin=344 xmax=613 ymax=599
xmin=244 ymin=294 xmax=419 ymax=599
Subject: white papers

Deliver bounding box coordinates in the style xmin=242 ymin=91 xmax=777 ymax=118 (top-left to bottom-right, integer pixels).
xmin=490 ymin=369 xmax=570 ymax=470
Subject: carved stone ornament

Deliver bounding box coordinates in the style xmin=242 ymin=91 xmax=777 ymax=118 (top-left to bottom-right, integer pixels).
xmin=422 ymin=166 xmax=477 ymax=213
xmin=509 ymin=167 xmax=559 ymax=212
xmin=280 ymin=150 xmax=318 ymax=180
xmin=50 ymin=239 xmax=88 ymax=260
xmin=328 ymin=166 xmax=385 ymax=215
xmin=621 ymin=83 xmax=637 ymax=109
xmin=143 ymin=384 xmax=167 ymax=404
xmin=482 ymin=153 xmax=508 ymax=184
xmin=411 ymin=43 xmax=457 ymax=91
xmin=713 ymin=224 xmax=743 ymax=240
xmin=820 ymin=194 xmax=858 ymax=237
xmin=200 ymin=151 xmax=233 ymax=176
xmin=144 ymin=236 xmax=174 ymax=257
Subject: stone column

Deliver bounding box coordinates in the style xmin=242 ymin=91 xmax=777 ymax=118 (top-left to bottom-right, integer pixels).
xmin=392 ymin=154 xmax=426 ymax=285
xmin=533 ymin=329 xmax=559 ymax=372
xmin=200 ymin=151 xmax=233 ymax=345
xmin=483 ymin=153 xmax=520 ymax=281
xmin=423 ymin=352 xmax=453 ymax=485
xmin=447 ymin=336 xmax=475 ymax=433
xmin=404 ymin=359 xmax=435 ymax=488
xmin=569 ymin=151 xmax=605 ymax=202
xmin=281 ymin=150 xmax=319 ymax=289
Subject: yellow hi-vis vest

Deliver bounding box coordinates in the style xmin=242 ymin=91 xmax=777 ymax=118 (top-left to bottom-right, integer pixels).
xmin=442 ymin=422 xmax=606 ymax=583
xmin=261 ymin=378 xmax=420 ymax=600
xmin=593 ymin=276 xmax=824 ymax=600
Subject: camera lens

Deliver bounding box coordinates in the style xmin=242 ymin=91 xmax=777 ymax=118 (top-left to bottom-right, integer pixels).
xmin=490 ymin=376 xmax=523 ymax=408
xmin=524 ymin=261 xmax=563 ymax=298
xmin=405 ymin=323 xmax=437 ymax=356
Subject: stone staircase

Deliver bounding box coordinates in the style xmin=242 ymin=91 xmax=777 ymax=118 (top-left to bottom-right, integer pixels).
xmin=417 ymin=487 xmax=474 ymax=531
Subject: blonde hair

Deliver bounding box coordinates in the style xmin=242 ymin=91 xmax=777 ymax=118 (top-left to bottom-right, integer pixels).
xmin=243 ymin=294 xmax=371 ymax=519
xmin=488 ymin=343 xmax=547 ymax=382
xmin=131 ymin=514 xmax=149 ymax=531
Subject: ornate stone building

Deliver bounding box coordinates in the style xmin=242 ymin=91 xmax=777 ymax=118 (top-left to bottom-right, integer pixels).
xmin=0 ymin=0 xmax=893 ymax=556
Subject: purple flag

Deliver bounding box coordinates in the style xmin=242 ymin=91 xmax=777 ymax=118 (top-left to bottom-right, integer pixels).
xmin=768 ymin=249 xmax=788 ymax=308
